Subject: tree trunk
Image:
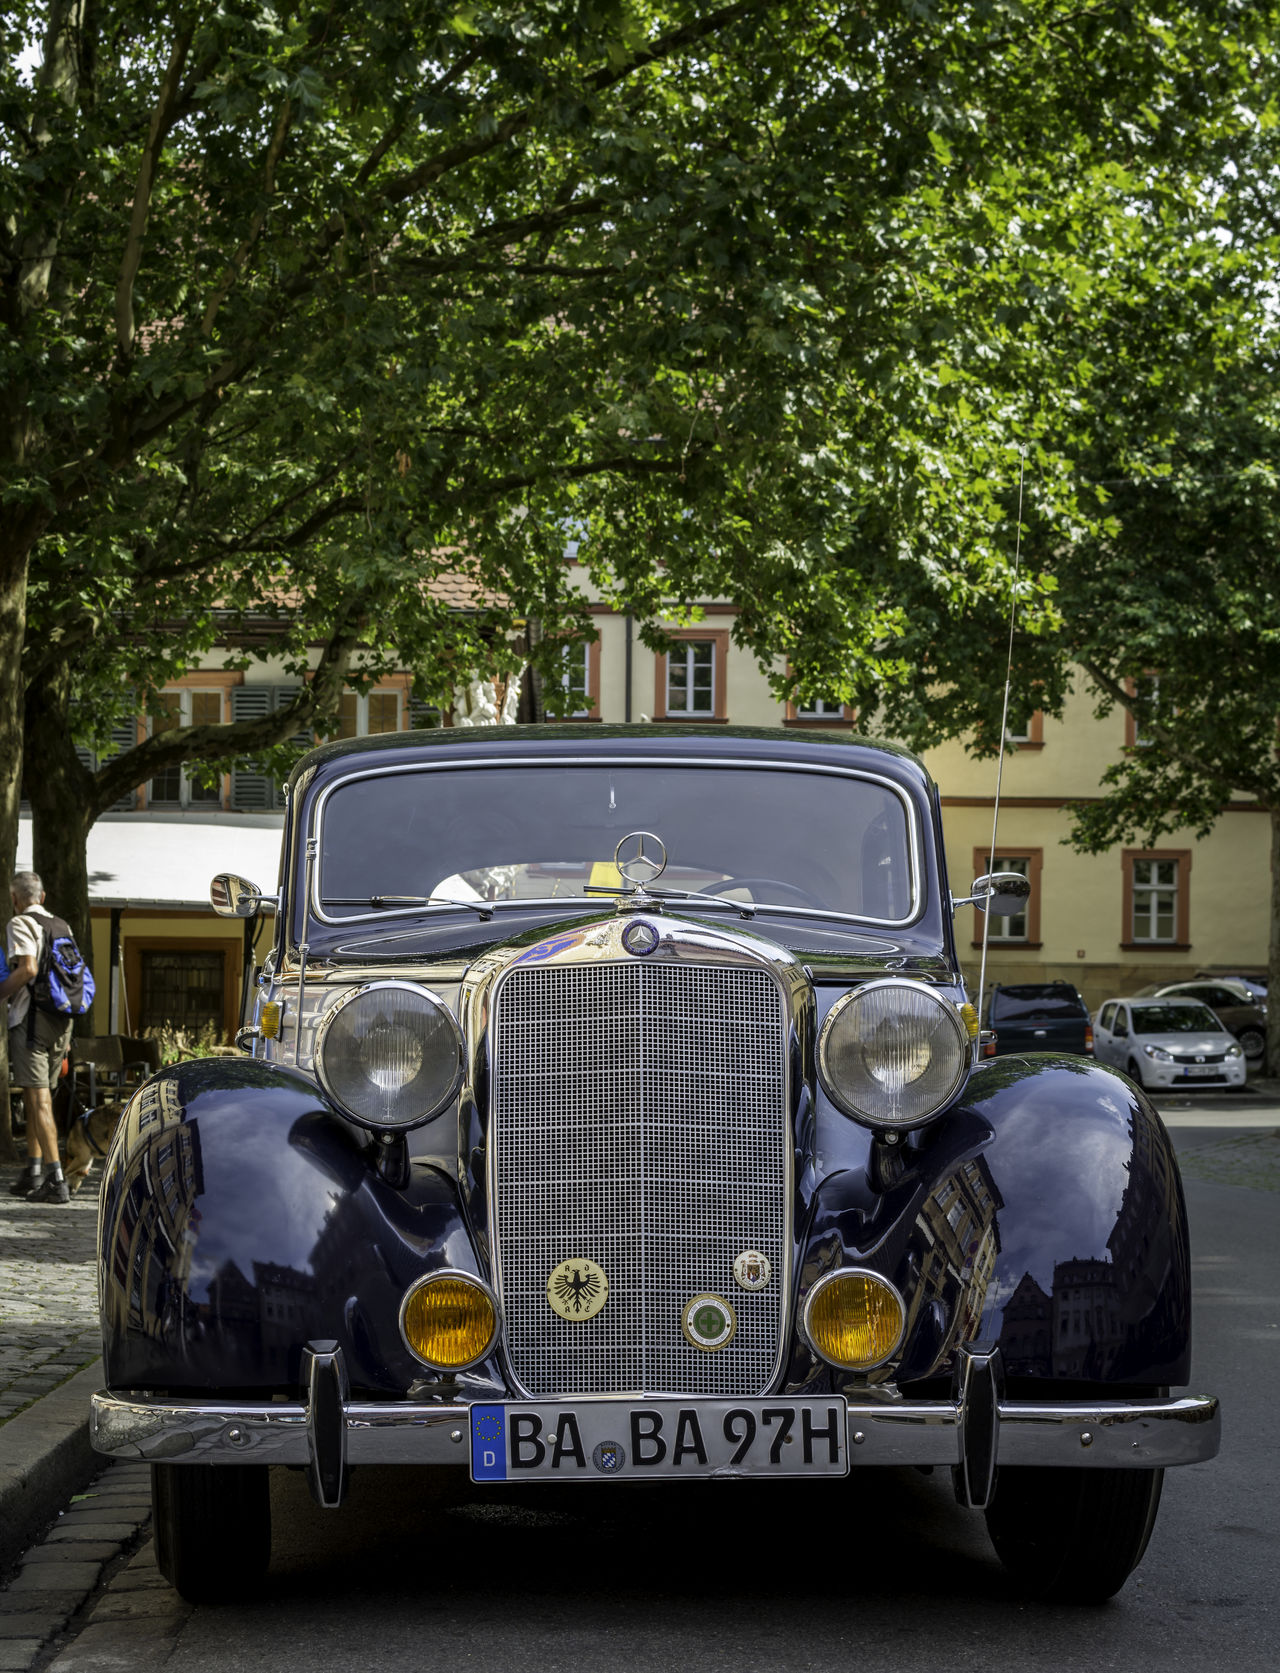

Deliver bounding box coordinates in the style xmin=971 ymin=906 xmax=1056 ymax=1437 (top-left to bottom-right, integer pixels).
xmin=1269 ymin=805 xmax=1280 ymax=1079
xmin=0 ymin=514 xmax=40 ymax=1159
xmin=24 ymin=658 xmax=96 ymax=1031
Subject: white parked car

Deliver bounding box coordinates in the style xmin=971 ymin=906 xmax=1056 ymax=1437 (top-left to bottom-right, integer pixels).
xmin=1093 ymin=997 xmax=1247 ymax=1090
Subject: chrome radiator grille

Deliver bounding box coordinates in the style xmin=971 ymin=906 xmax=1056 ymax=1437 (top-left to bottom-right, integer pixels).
xmin=491 ymin=960 xmax=788 ymax=1397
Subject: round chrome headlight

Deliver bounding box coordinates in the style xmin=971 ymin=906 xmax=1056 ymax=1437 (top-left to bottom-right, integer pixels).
xmin=817 ymin=978 xmax=970 ymax=1129
xmin=315 ymin=981 xmax=463 ymax=1131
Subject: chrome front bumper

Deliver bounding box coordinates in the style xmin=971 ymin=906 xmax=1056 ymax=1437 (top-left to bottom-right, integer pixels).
xmin=91 ymin=1343 xmax=1219 ymax=1511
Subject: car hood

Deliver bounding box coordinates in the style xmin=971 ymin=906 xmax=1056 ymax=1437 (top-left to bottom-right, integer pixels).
xmin=1134 ymin=1032 xmax=1235 ymax=1053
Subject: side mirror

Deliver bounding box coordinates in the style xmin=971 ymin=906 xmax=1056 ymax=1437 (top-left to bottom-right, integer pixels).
xmin=968 ymin=871 xmax=1031 ymax=918
xmin=210 ymin=873 xmax=263 ymax=918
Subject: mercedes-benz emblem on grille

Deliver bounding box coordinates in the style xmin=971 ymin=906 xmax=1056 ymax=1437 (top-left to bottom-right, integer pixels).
xmin=615 ymin=830 xmax=667 ymax=886
xmin=547 ymin=1258 xmax=610 ymax=1320
xmin=621 ymin=919 xmax=660 ymax=956
xmin=681 ymin=1293 xmax=738 ymax=1352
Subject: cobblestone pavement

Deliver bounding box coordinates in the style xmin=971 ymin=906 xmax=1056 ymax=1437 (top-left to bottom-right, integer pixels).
xmin=0 ymin=1462 xmax=159 ymax=1673
xmin=0 ymin=1165 xmax=102 ymax=1430
xmin=1175 ymin=1127 xmax=1280 ymax=1193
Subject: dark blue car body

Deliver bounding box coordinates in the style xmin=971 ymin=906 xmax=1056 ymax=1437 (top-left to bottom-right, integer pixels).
xmin=92 ymin=727 xmax=1217 ymax=1603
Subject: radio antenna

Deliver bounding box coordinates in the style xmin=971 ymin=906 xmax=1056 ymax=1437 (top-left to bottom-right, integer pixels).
xmin=976 ymin=450 xmax=1028 ymax=1031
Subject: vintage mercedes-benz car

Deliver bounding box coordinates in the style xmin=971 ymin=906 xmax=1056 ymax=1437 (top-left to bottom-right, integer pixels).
xmin=91 ymin=727 xmax=1218 ymax=1603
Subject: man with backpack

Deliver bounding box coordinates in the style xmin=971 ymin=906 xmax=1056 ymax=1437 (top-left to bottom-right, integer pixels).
xmin=1 ymin=870 xmax=88 ymax=1204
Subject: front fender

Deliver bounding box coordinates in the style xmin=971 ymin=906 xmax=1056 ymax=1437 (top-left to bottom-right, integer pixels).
xmin=98 ymin=1060 xmax=484 ymax=1396
xmin=791 ymin=1057 xmax=1190 ymax=1392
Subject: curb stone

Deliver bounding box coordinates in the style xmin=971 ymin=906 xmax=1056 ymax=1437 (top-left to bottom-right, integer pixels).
xmin=0 ymin=1462 xmax=153 ymax=1672
xmin=0 ymin=1365 xmax=105 ymax=1576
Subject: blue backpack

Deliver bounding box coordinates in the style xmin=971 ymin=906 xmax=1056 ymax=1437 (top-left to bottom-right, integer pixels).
xmin=28 ymin=914 xmax=95 ymax=1036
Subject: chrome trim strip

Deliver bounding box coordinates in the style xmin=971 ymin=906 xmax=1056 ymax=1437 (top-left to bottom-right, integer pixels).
xmin=304 ymin=755 xmax=924 ymax=930
xmin=301 ymin=1340 xmax=349 ymax=1509
xmin=90 ymin=1391 xmax=1220 ymax=1471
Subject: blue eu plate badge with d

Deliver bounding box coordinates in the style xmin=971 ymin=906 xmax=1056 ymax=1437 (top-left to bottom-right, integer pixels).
xmin=471 ymin=1404 xmax=507 ymax=1480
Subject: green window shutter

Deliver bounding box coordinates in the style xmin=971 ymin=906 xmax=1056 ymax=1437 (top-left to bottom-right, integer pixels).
xmin=229 ymin=687 xmax=277 ymax=811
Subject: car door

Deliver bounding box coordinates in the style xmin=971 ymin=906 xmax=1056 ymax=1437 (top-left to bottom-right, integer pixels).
xmin=1110 ymin=1004 xmax=1132 ymax=1071
xmin=1095 ymin=1002 xmax=1118 ymax=1066
xmin=1090 ymin=997 xmax=1111 ymax=1064
xmin=1176 ymin=982 xmax=1246 ymax=1034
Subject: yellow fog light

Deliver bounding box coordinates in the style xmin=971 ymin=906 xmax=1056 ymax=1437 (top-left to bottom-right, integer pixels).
xmin=802 ymin=1270 xmax=905 ymax=1370
xmin=399 ymin=1273 xmax=498 ymax=1371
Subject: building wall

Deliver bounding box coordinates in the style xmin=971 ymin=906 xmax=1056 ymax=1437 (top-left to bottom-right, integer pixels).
xmin=87 ymin=910 xmax=252 ymax=1044
xmin=76 ymin=579 xmax=1267 ymax=1037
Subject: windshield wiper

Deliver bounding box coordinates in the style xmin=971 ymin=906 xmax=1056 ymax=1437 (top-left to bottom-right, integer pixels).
xmin=322 ymin=895 xmax=494 ymax=920
xmin=584 ymin=883 xmax=756 ymax=919
xmin=648 ymin=886 xmax=757 ymax=918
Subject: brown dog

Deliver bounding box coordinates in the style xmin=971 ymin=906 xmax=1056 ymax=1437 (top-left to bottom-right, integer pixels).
xmin=65 ymin=1102 xmax=125 ymax=1194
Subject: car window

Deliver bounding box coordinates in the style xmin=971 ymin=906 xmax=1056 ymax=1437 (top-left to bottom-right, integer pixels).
xmin=1130 ymin=1004 xmax=1224 ymax=1034
xmin=989 ymin=986 xmax=1087 ymax=1021
xmin=1099 ymin=1003 xmax=1115 ymax=1031
xmin=315 ymin=763 xmax=918 ymax=924
xmin=1202 ymin=986 xmax=1240 ymax=1007
xmin=1114 ymin=1009 xmax=1129 ymax=1038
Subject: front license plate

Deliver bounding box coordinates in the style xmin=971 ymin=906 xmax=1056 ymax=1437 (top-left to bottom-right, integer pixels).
xmin=1181 ymin=1064 xmax=1216 ymax=1077
xmin=470 ymin=1397 xmax=849 ymax=1481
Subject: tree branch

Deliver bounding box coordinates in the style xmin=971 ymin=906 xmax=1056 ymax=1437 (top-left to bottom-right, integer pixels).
xmin=115 ymin=19 xmax=196 ymax=360
xmin=1080 ymin=657 xmax=1272 ymax=801
xmin=202 ymin=97 xmax=295 ymax=337
xmin=375 ymin=3 xmax=754 ymax=210
xmin=88 ymin=595 xmax=369 ymax=815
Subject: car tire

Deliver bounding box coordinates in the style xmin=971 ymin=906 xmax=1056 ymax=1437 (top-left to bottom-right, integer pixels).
xmin=1126 ymin=1056 xmax=1146 ymax=1090
xmin=984 ymin=1465 xmax=1164 ymax=1602
xmin=1236 ymin=1027 xmax=1265 ymax=1063
xmin=151 ymin=1463 xmax=271 ymax=1603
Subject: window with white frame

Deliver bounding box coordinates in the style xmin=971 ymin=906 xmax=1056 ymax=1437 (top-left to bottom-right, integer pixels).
xmin=980 ymin=854 xmax=1029 ymax=941
xmin=147 ymin=691 xmax=224 ymax=807
xmin=666 ymin=640 xmax=716 ymax=716
xmin=557 ymin=642 xmax=592 ymax=718
xmin=335 ymin=690 xmax=401 ymax=739
xmin=1129 ymin=675 xmax=1160 ymax=747
xmin=1131 ymin=857 xmax=1178 ymax=942
xmin=796 ymin=696 xmax=845 ymax=720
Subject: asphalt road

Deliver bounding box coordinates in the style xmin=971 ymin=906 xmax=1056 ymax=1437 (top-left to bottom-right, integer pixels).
xmin=30 ymin=1091 xmax=1280 ymax=1673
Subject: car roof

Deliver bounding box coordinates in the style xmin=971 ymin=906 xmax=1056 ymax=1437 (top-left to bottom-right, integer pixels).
xmin=1103 ymin=996 xmax=1208 ymax=1008
xmin=288 ymin=723 xmax=939 ymax=804
xmin=993 ymin=981 xmax=1081 ymax=994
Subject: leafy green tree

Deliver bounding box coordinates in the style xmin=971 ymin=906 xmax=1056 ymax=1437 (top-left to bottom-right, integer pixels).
xmin=2 ymin=0 xmax=1274 ymax=1156
xmin=1054 ymin=366 xmax=1280 ymax=1073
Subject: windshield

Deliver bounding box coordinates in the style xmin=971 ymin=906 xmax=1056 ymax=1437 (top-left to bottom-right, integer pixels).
xmin=991 ymin=986 xmax=1086 ymax=1021
xmin=1130 ymin=1004 xmax=1223 ymax=1035
xmin=314 ymin=762 xmax=918 ymax=925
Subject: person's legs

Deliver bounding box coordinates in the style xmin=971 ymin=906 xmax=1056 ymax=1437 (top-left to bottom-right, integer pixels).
xmin=10 ymin=1016 xmax=71 ymax=1202
xmin=6 ymin=1026 xmax=41 ymax=1194
xmin=23 ymin=1085 xmax=59 ymax=1164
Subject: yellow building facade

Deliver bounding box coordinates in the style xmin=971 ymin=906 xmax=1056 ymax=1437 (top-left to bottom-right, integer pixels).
xmin=38 ymin=573 xmax=1267 ymax=1039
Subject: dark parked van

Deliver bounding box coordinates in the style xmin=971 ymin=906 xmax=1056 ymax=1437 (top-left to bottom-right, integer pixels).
xmin=985 ymin=981 xmax=1094 ymax=1056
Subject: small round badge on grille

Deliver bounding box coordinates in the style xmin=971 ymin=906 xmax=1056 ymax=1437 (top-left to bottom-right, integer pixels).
xmin=681 ymin=1293 xmax=737 ymax=1352
xmin=621 ymin=919 xmax=660 ymax=956
xmin=733 ymin=1250 xmax=772 ymax=1292
xmin=547 ymin=1257 xmax=609 ymax=1321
